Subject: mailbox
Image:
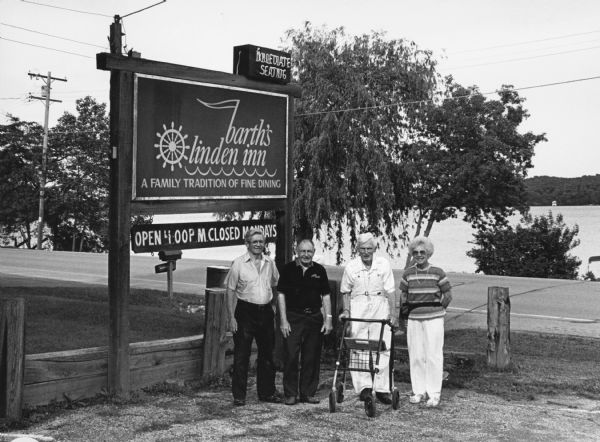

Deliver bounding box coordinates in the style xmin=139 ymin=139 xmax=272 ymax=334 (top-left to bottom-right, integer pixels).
xmin=158 ymin=250 xmax=182 ymax=261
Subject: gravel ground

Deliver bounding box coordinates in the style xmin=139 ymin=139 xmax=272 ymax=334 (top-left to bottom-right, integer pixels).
xmin=6 ymin=374 xmax=600 ymax=442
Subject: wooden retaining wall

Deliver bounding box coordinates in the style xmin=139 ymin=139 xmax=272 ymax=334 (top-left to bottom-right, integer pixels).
xmin=23 ymin=335 xmax=205 ymax=407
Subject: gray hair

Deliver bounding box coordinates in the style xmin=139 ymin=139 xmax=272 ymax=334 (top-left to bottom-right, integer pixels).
xmin=297 ymin=238 xmax=315 ymax=250
xmin=244 ymin=228 xmax=265 ymax=243
xmin=357 ymin=232 xmax=377 ymax=248
xmin=408 ymin=235 xmax=434 ymax=257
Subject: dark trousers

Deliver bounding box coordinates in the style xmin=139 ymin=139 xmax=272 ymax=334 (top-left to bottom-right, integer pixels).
xmin=283 ymin=310 xmax=323 ymax=399
xmin=232 ymin=300 xmax=277 ymax=401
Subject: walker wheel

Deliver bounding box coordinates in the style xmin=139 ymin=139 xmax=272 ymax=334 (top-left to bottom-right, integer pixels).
xmin=364 ymin=395 xmax=376 ymax=417
xmin=328 ymin=390 xmax=336 ymax=413
xmin=392 ymin=389 xmax=400 ymax=410
xmin=336 ymin=383 xmax=344 ymax=403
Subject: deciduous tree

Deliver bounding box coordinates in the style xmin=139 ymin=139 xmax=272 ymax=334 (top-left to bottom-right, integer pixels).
xmin=47 ymin=96 xmax=111 ymax=251
xmin=403 ymin=82 xmax=547 ymax=243
xmin=283 ymin=23 xmax=439 ymax=260
xmin=0 ymin=116 xmax=44 ymax=247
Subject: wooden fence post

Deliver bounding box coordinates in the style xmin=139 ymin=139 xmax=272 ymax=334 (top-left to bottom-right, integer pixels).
xmin=487 ymin=286 xmax=511 ymax=369
xmin=202 ymin=266 xmax=232 ymax=378
xmin=1 ymin=298 xmax=25 ymax=420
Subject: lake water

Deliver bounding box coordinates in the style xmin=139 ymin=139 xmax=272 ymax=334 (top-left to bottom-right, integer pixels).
xmin=154 ymin=206 xmax=599 ymax=276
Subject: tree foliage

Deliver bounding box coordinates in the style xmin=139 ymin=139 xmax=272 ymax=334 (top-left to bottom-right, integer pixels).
xmin=525 ymin=175 xmax=600 ymax=206
xmin=0 ymin=97 xmax=111 ymax=251
xmin=467 ymin=212 xmax=581 ymax=279
xmin=0 ymin=116 xmax=44 ymax=247
xmin=47 ymin=96 xmax=110 ymax=251
xmin=402 ymin=82 xmax=547 ymax=241
xmin=283 ymin=23 xmax=439 ymax=260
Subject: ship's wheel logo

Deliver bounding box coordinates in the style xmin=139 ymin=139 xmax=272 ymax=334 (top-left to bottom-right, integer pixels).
xmin=154 ymin=122 xmax=190 ymax=171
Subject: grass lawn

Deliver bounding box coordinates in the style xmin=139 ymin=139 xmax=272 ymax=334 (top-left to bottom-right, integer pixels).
xmin=2 ymin=283 xmax=600 ymax=402
xmin=0 ymin=285 xmax=205 ymax=353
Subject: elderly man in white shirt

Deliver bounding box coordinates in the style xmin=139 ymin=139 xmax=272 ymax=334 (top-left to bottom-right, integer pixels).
xmin=339 ymin=232 xmax=397 ymax=404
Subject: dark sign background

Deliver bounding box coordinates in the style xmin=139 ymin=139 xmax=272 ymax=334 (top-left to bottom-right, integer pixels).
xmin=131 ymin=220 xmax=278 ymax=253
xmin=133 ymin=74 xmax=288 ymax=200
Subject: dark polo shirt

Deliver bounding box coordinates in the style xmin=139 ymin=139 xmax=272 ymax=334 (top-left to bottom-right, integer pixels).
xmin=277 ymin=259 xmax=331 ymax=311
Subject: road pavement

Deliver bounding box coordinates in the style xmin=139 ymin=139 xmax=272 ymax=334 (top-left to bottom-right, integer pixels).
xmin=1 ymin=247 xmax=599 ymax=337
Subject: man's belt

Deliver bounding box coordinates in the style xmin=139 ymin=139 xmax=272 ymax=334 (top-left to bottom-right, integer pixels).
xmin=289 ymin=307 xmax=321 ymax=314
xmin=351 ymin=291 xmax=383 ymax=298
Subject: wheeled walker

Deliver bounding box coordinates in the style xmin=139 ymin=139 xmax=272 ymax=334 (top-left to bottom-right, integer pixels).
xmin=328 ymin=317 xmax=400 ymax=417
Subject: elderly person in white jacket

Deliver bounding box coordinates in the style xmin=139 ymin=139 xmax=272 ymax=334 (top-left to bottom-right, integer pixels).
xmin=339 ymin=233 xmax=397 ymax=404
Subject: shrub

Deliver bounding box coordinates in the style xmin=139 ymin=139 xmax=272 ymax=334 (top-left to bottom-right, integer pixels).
xmin=467 ymin=212 xmax=581 ymax=279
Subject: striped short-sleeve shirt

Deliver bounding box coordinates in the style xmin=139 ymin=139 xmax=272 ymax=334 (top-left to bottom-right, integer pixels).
xmin=399 ymin=265 xmax=451 ymax=319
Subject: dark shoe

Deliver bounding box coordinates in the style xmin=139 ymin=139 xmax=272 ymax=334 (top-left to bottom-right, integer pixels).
xmin=376 ymin=392 xmax=392 ymax=404
xmin=284 ymin=396 xmax=297 ymax=405
xmin=359 ymin=388 xmax=372 ymax=402
xmin=299 ymin=396 xmax=320 ymax=404
xmin=259 ymin=394 xmax=282 ymax=403
xmin=233 ymin=398 xmax=246 ymax=406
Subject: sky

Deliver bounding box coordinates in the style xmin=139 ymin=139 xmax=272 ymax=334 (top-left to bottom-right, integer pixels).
xmin=1 ymin=0 xmax=599 ymax=178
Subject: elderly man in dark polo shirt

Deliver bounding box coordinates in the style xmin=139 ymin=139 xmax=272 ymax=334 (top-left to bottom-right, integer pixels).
xmin=277 ymin=239 xmax=333 ymax=405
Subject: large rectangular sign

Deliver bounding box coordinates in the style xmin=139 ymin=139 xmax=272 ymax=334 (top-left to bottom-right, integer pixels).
xmin=131 ymin=220 xmax=278 ymax=253
xmin=133 ymin=74 xmax=288 ymax=200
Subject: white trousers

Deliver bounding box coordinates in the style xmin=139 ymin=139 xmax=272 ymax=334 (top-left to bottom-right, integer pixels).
xmin=407 ymin=316 xmax=445 ymax=398
xmin=349 ymin=294 xmax=391 ymax=394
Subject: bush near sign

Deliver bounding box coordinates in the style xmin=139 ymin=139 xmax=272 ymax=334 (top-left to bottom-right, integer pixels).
xmin=233 ymin=44 xmax=292 ymax=84
xmin=131 ymin=220 xmax=278 ymax=253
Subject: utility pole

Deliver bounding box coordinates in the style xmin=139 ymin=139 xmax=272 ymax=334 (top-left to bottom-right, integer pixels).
xmin=28 ymin=71 xmax=67 ymax=250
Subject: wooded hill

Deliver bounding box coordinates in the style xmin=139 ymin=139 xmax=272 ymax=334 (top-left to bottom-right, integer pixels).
xmin=525 ymin=175 xmax=600 ymax=206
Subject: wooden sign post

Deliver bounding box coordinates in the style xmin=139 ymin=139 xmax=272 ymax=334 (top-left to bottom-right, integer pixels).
xmin=0 ymin=298 xmax=25 ymax=420
xmin=98 ymin=18 xmax=300 ymax=397
xmin=487 ymin=286 xmax=511 ymax=369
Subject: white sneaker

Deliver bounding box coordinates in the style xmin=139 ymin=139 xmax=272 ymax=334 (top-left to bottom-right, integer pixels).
xmin=409 ymin=394 xmax=424 ymax=404
xmin=425 ymin=396 xmax=440 ymax=407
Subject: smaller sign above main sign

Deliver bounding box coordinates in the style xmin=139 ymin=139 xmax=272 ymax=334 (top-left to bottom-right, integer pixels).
xmin=233 ymin=44 xmax=292 ymax=84
xmin=131 ymin=220 xmax=278 ymax=253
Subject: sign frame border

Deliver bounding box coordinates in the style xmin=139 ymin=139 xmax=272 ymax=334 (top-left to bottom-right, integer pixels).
xmin=132 ymin=73 xmax=289 ymax=201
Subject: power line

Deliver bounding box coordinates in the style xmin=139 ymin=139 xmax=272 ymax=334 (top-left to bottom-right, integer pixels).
xmin=20 ymin=0 xmax=111 ymax=17
xmin=0 ymin=22 xmax=107 ymax=49
xmin=446 ymin=45 xmax=600 ymax=70
xmin=295 ymin=75 xmax=600 ymax=117
xmin=449 ymin=29 xmax=600 ymax=55
xmin=0 ymin=36 xmax=93 ymax=58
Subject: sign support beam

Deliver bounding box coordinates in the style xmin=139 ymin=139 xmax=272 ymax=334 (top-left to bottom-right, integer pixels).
xmin=107 ymin=15 xmax=132 ymax=398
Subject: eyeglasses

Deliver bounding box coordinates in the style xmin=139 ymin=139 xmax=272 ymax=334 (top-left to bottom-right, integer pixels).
xmin=358 ymin=247 xmax=374 ymax=252
xmin=412 ymin=250 xmax=427 ymax=255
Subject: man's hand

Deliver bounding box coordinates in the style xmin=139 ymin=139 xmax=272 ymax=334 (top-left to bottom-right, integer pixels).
xmin=338 ymin=309 xmax=350 ymax=321
xmin=321 ymin=316 xmax=333 ymax=335
xmin=387 ymin=314 xmax=398 ymax=328
xmin=280 ymin=319 xmax=291 ymax=338
xmin=229 ymin=316 xmax=238 ymax=333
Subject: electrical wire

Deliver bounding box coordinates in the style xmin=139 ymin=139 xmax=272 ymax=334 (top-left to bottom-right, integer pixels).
xmin=446 ymin=45 xmax=600 ymax=70
xmin=449 ymin=29 xmax=600 ymax=54
xmin=0 ymin=22 xmax=107 ymax=49
xmin=295 ymin=75 xmax=600 ymax=117
xmin=20 ymin=0 xmax=112 ymax=17
xmin=0 ymin=36 xmax=93 ymax=58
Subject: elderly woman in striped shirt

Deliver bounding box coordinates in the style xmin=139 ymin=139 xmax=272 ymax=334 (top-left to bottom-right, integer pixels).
xmin=399 ymin=236 xmax=452 ymax=407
